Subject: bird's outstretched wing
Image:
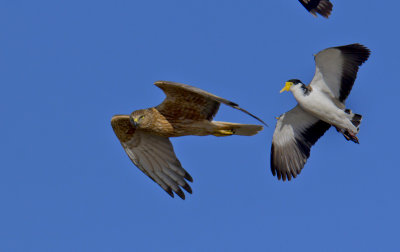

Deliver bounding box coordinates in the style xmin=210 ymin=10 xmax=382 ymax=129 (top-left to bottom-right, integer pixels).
xmin=310 ymin=44 xmax=370 ymax=103
xmin=154 ymin=81 xmax=267 ymax=126
xmin=298 ymin=0 xmax=333 ymax=18
xmin=111 ymin=115 xmax=193 ymax=199
xmin=271 ymin=106 xmax=331 ymax=181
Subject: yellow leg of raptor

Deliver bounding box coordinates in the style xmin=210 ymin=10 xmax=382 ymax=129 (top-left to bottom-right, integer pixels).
xmin=213 ymin=129 xmax=234 ymax=137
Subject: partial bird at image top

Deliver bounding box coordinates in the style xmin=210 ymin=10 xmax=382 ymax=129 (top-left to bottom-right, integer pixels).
xmin=298 ymin=0 xmax=333 ymax=18
xmin=111 ymin=81 xmax=267 ymax=199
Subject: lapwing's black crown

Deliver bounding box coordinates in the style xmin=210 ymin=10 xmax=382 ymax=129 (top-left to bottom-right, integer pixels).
xmin=287 ymin=79 xmax=302 ymax=85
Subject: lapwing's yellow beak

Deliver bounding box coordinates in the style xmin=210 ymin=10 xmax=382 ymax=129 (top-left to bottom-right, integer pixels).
xmin=280 ymin=82 xmax=293 ymax=93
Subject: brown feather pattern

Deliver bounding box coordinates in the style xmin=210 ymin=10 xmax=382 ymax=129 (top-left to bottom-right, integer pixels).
xmin=111 ymin=81 xmax=265 ymax=199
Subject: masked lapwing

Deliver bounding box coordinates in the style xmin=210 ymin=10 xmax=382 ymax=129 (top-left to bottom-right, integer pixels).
xmin=271 ymin=43 xmax=370 ymax=181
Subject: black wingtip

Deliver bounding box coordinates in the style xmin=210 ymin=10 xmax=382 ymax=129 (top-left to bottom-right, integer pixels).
xmin=165 ymin=188 xmax=174 ymax=198
xmin=316 ymin=0 xmax=333 ymax=18
xmin=182 ymin=183 xmax=193 ymax=194
xmin=300 ymin=0 xmax=332 ymax=18
xmin=175 ymin=188 xmax=186 ymax=200
xmin=184 ymin=172 xmax=193 ymax=182
xmin=339 ymin=43 xmax=371 ymax=64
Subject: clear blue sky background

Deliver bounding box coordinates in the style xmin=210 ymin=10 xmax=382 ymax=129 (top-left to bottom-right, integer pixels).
xmin=1 ymin=0 xmax=399 ymax=251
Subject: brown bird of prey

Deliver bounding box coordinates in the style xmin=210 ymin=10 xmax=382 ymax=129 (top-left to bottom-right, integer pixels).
xmin=271 ymin=44 xmax=370 ymax=181
xmin=298 ymin=0 xmax=333 ymax=18
xmin=111 ymin=81 xmax=267 ymax=199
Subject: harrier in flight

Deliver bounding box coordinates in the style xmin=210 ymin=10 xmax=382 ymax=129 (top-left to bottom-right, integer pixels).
xmin=112 ymin=81 xmax=267 ymax=199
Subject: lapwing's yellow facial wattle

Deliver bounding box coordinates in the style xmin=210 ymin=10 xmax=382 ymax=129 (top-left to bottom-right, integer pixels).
xmin=280 ymin=82 xmax=293 ymax=93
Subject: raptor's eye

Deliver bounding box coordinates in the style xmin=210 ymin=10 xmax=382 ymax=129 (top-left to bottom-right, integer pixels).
xmin=139 ymin=115 xmax=145 ymax=120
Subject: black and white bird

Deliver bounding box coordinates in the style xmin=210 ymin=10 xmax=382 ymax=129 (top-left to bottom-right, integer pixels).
xmin=271 ymin=43 xmax=370 ymax=181
xmin=298 ymin=0 xmax=333 ymax=18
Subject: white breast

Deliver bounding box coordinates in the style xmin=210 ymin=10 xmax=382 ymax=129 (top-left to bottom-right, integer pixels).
xmin=291 ymin=85 xmax=355 ymax=131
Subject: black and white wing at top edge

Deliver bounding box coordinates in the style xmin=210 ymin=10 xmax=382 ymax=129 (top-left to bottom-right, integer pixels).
xmin=298 ymin=0 xmax=333 ymax=18
xmin=271 ymin=106 xmax=331 ymax=181
xmin=111 ymin=115 xmax=193 ymax=199
xmin=310 ymin=44 xmax=371 ymax=103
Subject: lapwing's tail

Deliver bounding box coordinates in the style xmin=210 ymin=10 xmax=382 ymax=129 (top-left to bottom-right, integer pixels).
xmin=338 ymin=109 xmax=362 ymax=144
xmin=345 ymin=109 xmax=363 ymax=129
xmin=351 ymin=113 xmax=362 ymax=128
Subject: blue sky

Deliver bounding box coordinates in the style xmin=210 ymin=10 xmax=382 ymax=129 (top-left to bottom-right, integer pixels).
xmin=1 ymin=0 xmax=399 ymax=251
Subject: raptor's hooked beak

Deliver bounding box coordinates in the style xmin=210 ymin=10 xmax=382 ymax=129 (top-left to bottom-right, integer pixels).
xmin=130 ymin=117 xmax=139 ymax=127
xmin=280 ymin=82 xmax=293 ymax=93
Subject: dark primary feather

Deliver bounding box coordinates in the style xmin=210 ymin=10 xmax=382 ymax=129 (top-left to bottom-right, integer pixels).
xmin=335 ymin=44 xmax=370 ymax=102
xmin=155 ymin=81 xmax=268 ymax=126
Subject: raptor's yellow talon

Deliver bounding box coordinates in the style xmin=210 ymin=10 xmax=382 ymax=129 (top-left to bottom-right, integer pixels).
xmin=213 ymin=129 xmax=234 ymax=137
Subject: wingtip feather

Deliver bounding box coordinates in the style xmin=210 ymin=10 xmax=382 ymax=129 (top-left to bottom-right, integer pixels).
xmin=185 ymin=172 xmax=193 ymax=182
xmin=175 ymin=188 xmax=186 ymax=200
xmin=182 ymin=183 xmax=193 ymax=194
xmin=165 ymin=188 xmax=174 ymax=198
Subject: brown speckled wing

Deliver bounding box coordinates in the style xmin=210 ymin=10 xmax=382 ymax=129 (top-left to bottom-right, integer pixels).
xmin=154 ymin=81 xmax=267 ymax=126
xmin=111 ymin=115 xmax=193 ymax=199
